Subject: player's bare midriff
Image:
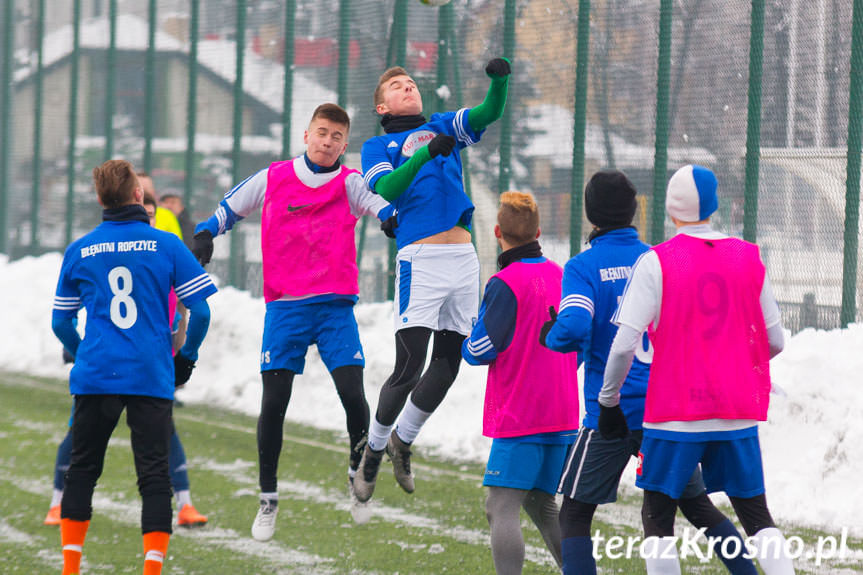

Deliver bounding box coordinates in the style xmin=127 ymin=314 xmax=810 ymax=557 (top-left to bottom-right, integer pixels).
xmin=413 ymin=226 xmax=472 ymax=244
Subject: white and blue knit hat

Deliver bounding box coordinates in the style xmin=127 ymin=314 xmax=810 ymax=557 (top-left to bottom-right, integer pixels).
xmin=665 ymin=164 xmax=718 ymax=222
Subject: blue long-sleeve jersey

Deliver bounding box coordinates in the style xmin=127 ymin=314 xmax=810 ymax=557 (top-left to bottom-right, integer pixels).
xmin=545 ymin=228 xmax=652 ymax=430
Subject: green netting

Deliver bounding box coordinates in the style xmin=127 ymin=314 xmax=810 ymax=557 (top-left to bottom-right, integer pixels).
xmin=1 ymin=0 xmax=861 ymax=331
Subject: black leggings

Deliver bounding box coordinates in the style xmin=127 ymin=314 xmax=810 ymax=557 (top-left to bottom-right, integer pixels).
xmin=374 ymin=327 xmax=465 ymax=426
xmin=257 ymin=366 xmax=368 ymax=492
xmin=62 ymin=394 xmax=173 ymax=534
xmin=643 ymin=490 xmax=775 ymax=537
xmin=561 ymin=491 xmax=730 ymax=540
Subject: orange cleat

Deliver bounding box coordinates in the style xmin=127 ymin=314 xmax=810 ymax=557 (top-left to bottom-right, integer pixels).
xmin=43 ymin=505 xmax=61 ymax=526
xmin=177 ymin=504 xmax=207 ymax=527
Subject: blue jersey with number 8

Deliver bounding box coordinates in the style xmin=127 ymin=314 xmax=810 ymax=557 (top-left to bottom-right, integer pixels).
xmin=53 ymin=219 xmax=217 ymax=399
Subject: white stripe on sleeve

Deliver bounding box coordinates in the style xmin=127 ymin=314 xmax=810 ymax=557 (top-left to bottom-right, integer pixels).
xmin=175 ymin=273 xmax=214 ymax=299
xmin=560 ymin=294 xmax=594 ymax=317
xmin=453 ymin=108 xmax=476 ymax=146
xmin=363 ymin=162 xmax=394 ymax=188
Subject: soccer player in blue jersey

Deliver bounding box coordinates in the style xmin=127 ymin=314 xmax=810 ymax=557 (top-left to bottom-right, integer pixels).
xmin=353 ymin=57 xmax=511 ymax=502
xmin=44 ymin=194 xmax=209 ymax=530
xmin=192 ymin=104 xmax=392 ymax=538
xmin=542 ymin=170 xmax=757 ymax=575
xmin=52 ymin=159 xmax=217 ymax=575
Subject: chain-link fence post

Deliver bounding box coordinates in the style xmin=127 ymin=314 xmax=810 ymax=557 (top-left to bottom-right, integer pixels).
xmin=229 ymin=0 xmax=248 ymax=289
xmin=497 ymin=0 xmax=516 ymax=195
xmin=0 ymin=0 xmax=14 ymax=255
xmin=842 ymin=0 xmax=863 ymax=327
xmin=650 ymin=0 xmax=673 ymax=246
xmin=570 ymin=0 xmax=590 ymax=257
xmin=743 ymin=0 xmax=765 ymax=243
xmin=184 ymin=0 xmax=200 ymax=208
xmin=104 ymin=0 xmax=117 ymax=161
xmin=143 ymin=0 xmax=157 ymax=173
xmin=65 ymin=0 xmax=82 ymax=248
xmin=30 ymin=0 xmax=46 ymax=254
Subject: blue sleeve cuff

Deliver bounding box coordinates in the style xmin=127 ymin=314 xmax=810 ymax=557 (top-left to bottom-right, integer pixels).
xmin=545 ymin=306 xmax=593 ymax=353
xmin=462 ymin=331 xmax=498 ymax=365
xmin=377 ymin=204 xmax=395 ymax=221
xmin=178 ymin=299 xmax=211 ymax=360
xmin=52 ymin=316 xmax=81 ymax=358
xmin=196 ymin=200 xmax=243 ymax=237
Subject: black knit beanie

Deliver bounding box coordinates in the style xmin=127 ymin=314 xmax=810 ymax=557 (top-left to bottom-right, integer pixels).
xmin=584 ymin=169 xmax=638 ymax=228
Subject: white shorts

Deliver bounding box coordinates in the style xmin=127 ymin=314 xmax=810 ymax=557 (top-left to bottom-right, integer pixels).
xmin=394 ymin=243 xmax=480 ymax=335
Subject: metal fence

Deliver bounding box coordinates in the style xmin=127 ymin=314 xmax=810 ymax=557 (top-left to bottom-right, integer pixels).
xmin=1 ymin=0 xmax=861 ymax=332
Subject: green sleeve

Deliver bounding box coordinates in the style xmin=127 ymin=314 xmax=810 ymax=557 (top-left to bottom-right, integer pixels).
xmin=373 ymin=146 xmax=433 ymax=202
xmin=468 ymin=76 xmax=509 ymax=132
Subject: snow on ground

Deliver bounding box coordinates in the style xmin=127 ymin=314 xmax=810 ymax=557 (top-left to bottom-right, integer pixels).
xmin=1 ymin=253 xmax=862 ymax=538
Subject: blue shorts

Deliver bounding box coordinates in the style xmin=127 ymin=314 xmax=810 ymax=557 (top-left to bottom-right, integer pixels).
xmin=636 ymin=427 xmax=765 ymax=499
xmin=484 ymin=438 xmax=573 ymax=495
xmin=261 ymin=300 xmax=364 ymax=374
xmin=558 ymin=428 xmax=705 ymax=503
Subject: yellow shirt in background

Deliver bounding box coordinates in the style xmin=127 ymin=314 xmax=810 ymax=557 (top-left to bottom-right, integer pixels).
xmin=155 ymin=206 xmax=183 ymax=239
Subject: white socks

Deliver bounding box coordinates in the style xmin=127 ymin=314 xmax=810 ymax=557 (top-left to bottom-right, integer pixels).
xmin=175 ymin=489 xmax=192 ymax=509
xmin=50 ymin=488 xmax=63 ymax=508
xmin=367 ymin=418 xmax=393 ymax=452
xmin=260 ymin=491 xmax=278 ymax=503
xmin=394 ymin=401 xmax=432 ymax=445
xmin=751 ymin=527 xmax=796 ymax=574
xmin=643 ymin=536 xmax=681 ymax=575
xmin=368 ymin=400 xmax=433 ymax=451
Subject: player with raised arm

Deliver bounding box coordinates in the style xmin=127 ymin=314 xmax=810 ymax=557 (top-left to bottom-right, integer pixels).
xmin=543 ymin=169 xmax=757 ymax=575
xmin=353 ymin=57 xmax=511 ymax=502
xmin=192 ymin=103 xmax=392 ymax=539
xmin=462 ymin=191 xmax=578 ymax=574
xmin=600 ymin=165 xmax=794 ymax=574
xmin=52 ymin=159 xmax=216 ymax=575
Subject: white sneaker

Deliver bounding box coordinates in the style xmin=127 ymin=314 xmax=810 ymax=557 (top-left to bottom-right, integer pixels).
xmin=251 ymin=498 xmax=278 ymax=541
xmin=349 ymin=477 xmax=372 ymax=525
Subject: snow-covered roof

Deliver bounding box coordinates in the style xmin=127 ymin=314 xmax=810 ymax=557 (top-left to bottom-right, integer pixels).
xmin=14 ymin=13 xmax=336 ymax=118
xmin=14 ymin=14 xmax=184 ymax=81
xmin=523 ymin=104 xmax=717 ymax=170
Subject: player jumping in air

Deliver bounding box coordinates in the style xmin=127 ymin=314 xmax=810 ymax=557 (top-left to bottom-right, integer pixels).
xmin=192 ymin=103 xmax=392 ymax=540
xmin=354 ymin=57 xmax=511 ymax=502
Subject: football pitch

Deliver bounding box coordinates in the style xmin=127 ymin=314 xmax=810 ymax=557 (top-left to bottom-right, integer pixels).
xmin=0 ymin=371 xmax=857 ymax=574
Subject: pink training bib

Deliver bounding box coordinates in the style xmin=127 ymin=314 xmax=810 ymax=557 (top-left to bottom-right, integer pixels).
xmin=484 ymin=259 xmax=580 ymax=438
xmin=261 ymin=161 xmax=360 ymax=302
xmin=645 ymin=234 xmax=771 ymax=423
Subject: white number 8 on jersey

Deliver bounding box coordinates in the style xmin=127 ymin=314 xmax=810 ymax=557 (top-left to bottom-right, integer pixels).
xmin=108 ymin=266 xmax=138 ymax=329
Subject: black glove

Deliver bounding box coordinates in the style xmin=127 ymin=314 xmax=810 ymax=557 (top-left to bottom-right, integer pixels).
xmin=380 ymin=215 xmax=398 ymax=238
xmin=174 ymin=352 xmax=196 ymax=388
xmin=485 ymin=57 xmax=511 ymax=78
xmin=192 ymin=230 xmax=214 ymax=266
xmin=539 ymin=306 xmax=558 ymax=348
xmin=427 ymin=134 xmax=456 ymax=158
xmin=598 ymin=404 xmax=629 ymax=440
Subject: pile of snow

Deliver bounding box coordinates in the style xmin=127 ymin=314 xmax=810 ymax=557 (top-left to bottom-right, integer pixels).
xmin=1 ymin=253 xmax=861 ymax=536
